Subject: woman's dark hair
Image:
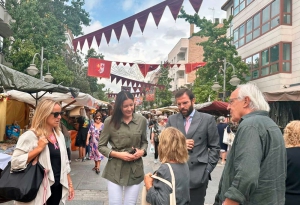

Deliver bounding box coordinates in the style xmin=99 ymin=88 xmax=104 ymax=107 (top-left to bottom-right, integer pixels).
xmin=110 ymin=91 xmax=135 ymax=129
xmin=94 ymin=112 xmax=102 ymax=121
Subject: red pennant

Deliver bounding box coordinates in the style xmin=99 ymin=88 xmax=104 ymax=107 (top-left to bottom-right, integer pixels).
xmin=151 ymin=4 xmax=166 ymax=27
xmin=114 ymin=26 xmax=123 ymax=41
xmin=116 ymin=62 xmax=120 ymax=66
xmin=137 ymin=12 xmax=150 ymax=33
xmin=189 ymin=0 xmax=203 ymax=13
xmin=79 ymin=39 xmax=85 ymax=50
xmin=129 ymin=63 xmax=134 ymax=67
xmin=111 ymin=74 xmax=116 ymax=83
xmin=127 ymin=79 xmax=131 ymax=87
xmin=87 ymin=36 xmax=93 ymax=48
xmin=116 ymin=76 xmax=121 ymax=84
xmin=121 ymin=77 xmax=126 ymax=85
xmin=168 ymin=0 xmax=184 ymax=21
xmin=191 ymin=62 xmax=206 ymax=71
xmin=72 ymin=40 xmax=78 ymax=51
xmin=177 ymin=64 xmax=181 ymax=68
xmin=133 ymin=87 xmax=138 ymax=92
xmin=185 ymin=63 xmax=192 ymax=74
xmin=88 ymin=58 xmax=112 ymax=78
xmin=132 ymin=81 xmax=136 ymax=87
xmin=122 ymin=62 xmax=127 ymax=66
xmin=170 ymin=64 xmax=175 ymax=68
xmin=138 ymin=64 xmax=150 ymax=77
xmin=104 ymin=29 xmax=112 ymax=45
xmin=95 ymin=34 xmax=102 ymax=47
xmin=124 ymin=19 xmax=135 ymax=37
xmin=149 ymin=64 xmax=159 ymax=71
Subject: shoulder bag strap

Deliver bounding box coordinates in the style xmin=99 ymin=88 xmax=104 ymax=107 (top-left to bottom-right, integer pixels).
xmin=151 ymin=175 xmax=172 ymax=188
xmin=165 ymin=163 xmax=176 ymax=205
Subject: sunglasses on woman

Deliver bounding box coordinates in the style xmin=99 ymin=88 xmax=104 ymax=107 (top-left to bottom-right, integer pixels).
xmin=51 ymin=111 xmax=64 ymax=118
xmin=95 ymin=117 xmax=101 ymax=120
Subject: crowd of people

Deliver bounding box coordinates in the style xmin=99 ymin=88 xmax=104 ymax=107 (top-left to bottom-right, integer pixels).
xmin=3 ymin=83 xmax=300 ymax=205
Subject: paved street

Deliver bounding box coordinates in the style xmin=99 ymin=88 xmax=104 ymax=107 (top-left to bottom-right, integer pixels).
xmin=2 ymin=141 xmax=224 ymax=205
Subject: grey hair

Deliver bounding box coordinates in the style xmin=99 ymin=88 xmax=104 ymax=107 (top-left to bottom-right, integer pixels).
xmin=218 ymin=116 xmax=225 ymax=123
xmin=237 ymin=83 xmax=270 ymax=112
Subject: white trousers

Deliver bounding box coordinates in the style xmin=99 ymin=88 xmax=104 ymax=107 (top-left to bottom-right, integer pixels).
xmin=107 ymin=180 xmax=140 ymax=205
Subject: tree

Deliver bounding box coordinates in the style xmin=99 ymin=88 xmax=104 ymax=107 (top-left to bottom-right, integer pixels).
xmin=154 ymin=63 xmax=173 ymax=107
xmin=4 ymin=0 xmax=90 ymax=85
xmin=178 ymin=9 xmax=249 ymax=103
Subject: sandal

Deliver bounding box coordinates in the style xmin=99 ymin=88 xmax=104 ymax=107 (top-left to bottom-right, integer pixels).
xmin=92 ymin=166 xmax=97 ymax=171
xmin=95 ymin=168 xmax=100 ymax=174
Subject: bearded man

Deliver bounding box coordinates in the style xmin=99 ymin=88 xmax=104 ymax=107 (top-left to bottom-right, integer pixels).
xmin=166 ymin=88 xmax=220 ymax=205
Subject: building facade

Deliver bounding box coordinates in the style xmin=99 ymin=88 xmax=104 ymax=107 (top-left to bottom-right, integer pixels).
xmin=222 ymin=0 xmax=298 ymax=92
xmin=0 ymin=0 xmax=13 ymax=65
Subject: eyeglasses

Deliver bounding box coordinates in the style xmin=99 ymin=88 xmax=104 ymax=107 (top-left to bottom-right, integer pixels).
xmin=51 ymin=111 xmax=64 ymax=118
xmin=228 ymin=97 xmax=240 ymax=105
xmin=95 ymin=117 xmax=101 ymax=120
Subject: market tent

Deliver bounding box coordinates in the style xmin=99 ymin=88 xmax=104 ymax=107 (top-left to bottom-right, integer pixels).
xmin=0 ymin=64 xmax=79 ymax=97
xmin=7 ymin=90 xmax=102 ymax=109
xmin=195 ymin=101 xmax=229 ymax=116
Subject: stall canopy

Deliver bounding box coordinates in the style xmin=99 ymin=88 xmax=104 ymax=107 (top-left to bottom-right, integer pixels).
xmin=195 ymin=101 xmax=229 ymax=116
xmin=7 ymin=90 xmax=105 ymax=109
xmin=264 ymin=86 xmax=300 ymax=102
xmin=0 ymin=64 xmax=79 ymax=97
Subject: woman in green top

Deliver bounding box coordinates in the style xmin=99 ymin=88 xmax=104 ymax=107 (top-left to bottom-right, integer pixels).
xmin=98 ymin=91 xmax=148 ymax=205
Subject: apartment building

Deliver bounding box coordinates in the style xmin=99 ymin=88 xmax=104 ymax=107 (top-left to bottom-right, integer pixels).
xmin=0 ymin=0 xmax=13 ymax=65
xmin=222 ymin=0 xmax=298 ymax=92
xmin=167 ymin=24 xmax=207 ymax=91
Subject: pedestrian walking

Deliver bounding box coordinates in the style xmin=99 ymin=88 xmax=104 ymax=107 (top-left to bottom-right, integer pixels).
xmin=283 ymin=121 xmax=300 ymax=205
xmin=150 ymin=116 xmax=166 ymax=164
xmin=214 ymin=83 xmax=286 ymax=205
xmin=75 ymin=107 xmax=90 ymax=162
xmin=98 ymin=91 xmax=148 ymax=205
xmin=217 ymin=116 xmax=230 ymax=165
xmin=166 ymin=88 xmax=220 ymax=205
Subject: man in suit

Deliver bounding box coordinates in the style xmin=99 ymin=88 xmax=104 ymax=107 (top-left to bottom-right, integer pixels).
xmin=166 ymin=88 xmax=220 ymax=205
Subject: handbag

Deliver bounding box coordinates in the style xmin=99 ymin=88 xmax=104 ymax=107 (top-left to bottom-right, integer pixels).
xmin=0 ymin=158 xmax=45 ymax=203
xmin=149 ymin=144 xmax=155 ymax=154
xmin=141 ymin=163 xmax=176 ymax=205
xmin=223 ymin=127 xmax=235 ymax=146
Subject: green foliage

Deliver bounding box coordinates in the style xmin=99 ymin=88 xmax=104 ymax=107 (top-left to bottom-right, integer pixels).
xmin=154 ymin=64 xmax=173 ymax=107
xmin=4 ymin=0 xmax=90 ymax=88
xmin=178 ymin=8 xmax=249 ymax=103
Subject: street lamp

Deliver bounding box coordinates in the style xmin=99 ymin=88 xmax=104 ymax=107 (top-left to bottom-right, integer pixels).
xmin=211 ymin=58 xmax=241 ymax=101
xmin=26 ymin=47 xmax=54 ymax=83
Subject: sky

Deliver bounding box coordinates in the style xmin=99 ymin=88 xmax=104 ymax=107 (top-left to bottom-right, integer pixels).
xmin=79 ymin=0 xmax=228 ymax=93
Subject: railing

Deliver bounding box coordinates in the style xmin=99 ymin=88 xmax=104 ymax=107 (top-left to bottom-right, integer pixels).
xmin=0 ymin=0 xmax=5 ymax=8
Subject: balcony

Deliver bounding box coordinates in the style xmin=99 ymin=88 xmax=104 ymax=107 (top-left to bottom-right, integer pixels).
xmin=0 ymin=1 xmax=13 ymax=37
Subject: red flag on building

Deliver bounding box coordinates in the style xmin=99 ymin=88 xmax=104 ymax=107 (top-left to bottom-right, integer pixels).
xmin=88 ymin=58 xmax=112 ymax=78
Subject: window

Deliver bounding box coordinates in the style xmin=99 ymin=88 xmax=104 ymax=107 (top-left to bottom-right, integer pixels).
xmin=233 ymin=0 xmax=255 ymax=16
xmin=283 ymin=0 xmax=292 ymax=24
xmin=0 ymin=36 xmax=3 ymax=53
xmin=233 ymin=0 xmax=283 ymax=49
xmin=243 ymin=42 xmax=292 ymax=79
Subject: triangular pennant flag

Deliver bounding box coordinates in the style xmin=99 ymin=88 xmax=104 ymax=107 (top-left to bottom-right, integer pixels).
xmin=72 ymin=39 xmax=78 ymax=51
xmin=137 ymin=12 xmax=150 ymax=33
xmin=124 ymin=19 xmax=135 ymax=37
xmin=111 ymin=74 xmax=116 ymax=83
xmin=189 ymin=0 xmax=203 ymax=13
xmin=87 ymin=58 xmax=112 ymax=79
xmin=122 ymin=62 xmax=127 ymax=66
xmin=114 ymin=25 xmax=123 ymax=41
xmin=86 ymin=36 xmax=94 ymax=49
xmin=149 ymin=64 xmax=159 ymax=71
xmin=138 ymin=64 xmax=150 ymax=77
xmin=133 ymin=87 xmax=138 ymax=92
xmin=177 ymin=63 xmax=181 ymax=68
xmin=116 ymin=76 xmax=121 ymax=84
xmin=79 ymin=39 xmax=86 ymax=50
xmin=126 ymin=79 xmax=131 ymax=87
xmin=151 ymin=4 xmax=166 ymax=27
xmin=129 ymin=63 xmax=134 ymax=67
xmin=116 ymin=62 xmax=120 ymax=66
xmin=121 ymin=77 xmax=126 ymax=85
xmin=95 ymin=34 xmax=102 ymax=47
xmin=104 ymin=29 xmax=112 ymax=45
xmin=191 ymin=62 xmax=207 ymax=71
xmin=168 ymin=0 xmax=184 ymax=21
xmin=132 ymin=81 xmax=136 ymax=87
xmin=170 ymin=64 xmax=175 ymax=68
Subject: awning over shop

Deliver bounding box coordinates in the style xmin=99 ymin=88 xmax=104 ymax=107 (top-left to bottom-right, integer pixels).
xmin=195 ymin=101 xmax=229 ymax=116
xmin=264 ymin=86 xmax=300 ymax=101
xmin=0 ymin=64 xmax=79 ymax=97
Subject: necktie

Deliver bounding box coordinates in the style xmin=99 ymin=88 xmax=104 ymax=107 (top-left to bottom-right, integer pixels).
xmin=185 ymin=116 xmax=190 ymax=133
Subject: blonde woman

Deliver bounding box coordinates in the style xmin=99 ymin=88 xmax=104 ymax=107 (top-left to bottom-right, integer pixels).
xmin=144 ymin=127 xmax=190 ymax=205
xmin=283 ymin=121 xmax=300 ymax=205
xmin=11 ymin=99 xmax=74 ymax=205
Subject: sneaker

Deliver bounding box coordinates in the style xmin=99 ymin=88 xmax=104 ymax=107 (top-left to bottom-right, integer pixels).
xmin=82 ymin=157 xmax=86 ymax=162
xmin=154 ymin=159 xmax=158 ymax=164
xmin=75 ymin=158 xmax=81 ymax=162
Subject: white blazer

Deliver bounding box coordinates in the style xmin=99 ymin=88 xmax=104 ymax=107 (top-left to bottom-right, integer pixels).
xmin=11 ymin=130 xmax=71 ymax=205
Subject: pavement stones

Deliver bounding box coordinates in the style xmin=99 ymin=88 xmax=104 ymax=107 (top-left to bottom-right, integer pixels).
xmin=2 ymin=142 xmax=224 ymax=205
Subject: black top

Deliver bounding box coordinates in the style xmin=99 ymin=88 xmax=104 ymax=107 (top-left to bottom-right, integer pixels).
xmin=48 ymin=142 xmax=61 ymax=186
xmin=77 ymin=117 xmax=90 ymax=141
xmin=286 ymin=147 xmax=300 ymax=194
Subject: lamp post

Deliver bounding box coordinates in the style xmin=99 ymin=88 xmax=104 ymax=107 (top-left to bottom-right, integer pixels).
xmin=211 ymin=58 xmax=241 ymax=101
xmin=26 ymin=47 xmax=54 ymax=83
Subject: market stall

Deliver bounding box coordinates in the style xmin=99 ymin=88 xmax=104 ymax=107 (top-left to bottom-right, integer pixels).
xmin=195 ymin=101 xmax=229 ymax=116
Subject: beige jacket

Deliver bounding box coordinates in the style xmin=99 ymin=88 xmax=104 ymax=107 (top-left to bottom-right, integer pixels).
xmin=11 ymin=130 xmax=71 ymax=205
